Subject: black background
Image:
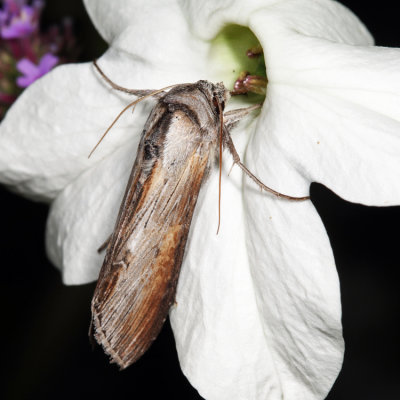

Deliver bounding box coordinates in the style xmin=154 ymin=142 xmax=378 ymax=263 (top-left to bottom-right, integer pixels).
xmin=1 ymin=1 xmax=399 ymax=399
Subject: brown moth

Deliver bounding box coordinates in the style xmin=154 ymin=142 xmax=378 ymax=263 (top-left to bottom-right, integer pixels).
xmin=90 ymin=61 xmax=308 ymax=369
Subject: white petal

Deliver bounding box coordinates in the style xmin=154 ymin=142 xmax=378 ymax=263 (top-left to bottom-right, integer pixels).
xmin=243 ymin=178 xmax=343 ymax=398
xmin=83 ymin=0 xmax=136 ymax=44
xmin=181 ymin=0 xmax=371 ymax=45
xmin=84 ymin=0 xmax=209 ymax=78
xmin=249 ymin=6 xmax=400 ymax=124
xmin=256 ymin=84 xmax=400 ymax=205
xmin=84 ymin=0 xmax=180 ymax=45
xmin=0 ymin=49 xmax=167 ymax=201
xmin=179 ymin=0 xmax=278 ymax=37
xmin=172 ymin=116 xmax=342 ymax=399
xmin=170 ymin=120 xmax=282 ymax=400
xmin=246 ymin=1 xmax=400 ymax=205
xmin=46 ymin=141 xmax=138 ymax=284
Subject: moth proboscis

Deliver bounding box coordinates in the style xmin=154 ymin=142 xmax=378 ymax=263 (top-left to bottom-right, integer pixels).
xmin=90 ymin=60 xmax=309 ymax=369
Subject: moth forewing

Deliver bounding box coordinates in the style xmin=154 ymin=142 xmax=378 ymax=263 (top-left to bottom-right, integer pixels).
xmin=91 ymin=81 xmax=229 ymax=368
xmin=90 ymin=62 xmax=309 ymax=368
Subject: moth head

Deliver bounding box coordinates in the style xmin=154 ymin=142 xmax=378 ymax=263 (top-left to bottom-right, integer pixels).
xmin=196 ymin=80 xmax=229 ymax=115
xmin=212 ymin=82 xmax=230 ymax=115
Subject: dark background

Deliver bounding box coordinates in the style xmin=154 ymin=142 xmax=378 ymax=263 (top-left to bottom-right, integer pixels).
xmin=1 ymin=1 xmax=399 ymax=399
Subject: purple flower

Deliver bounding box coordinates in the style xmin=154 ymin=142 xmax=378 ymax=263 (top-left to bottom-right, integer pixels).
xmin=16 ymin=53 xmax=58 ymax=88
xmin=0 ymin=1 xmax=42 ymax=39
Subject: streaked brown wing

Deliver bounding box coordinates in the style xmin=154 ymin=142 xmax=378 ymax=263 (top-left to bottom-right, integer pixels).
xmin=91 ymin=109 xmax=212 ymax=369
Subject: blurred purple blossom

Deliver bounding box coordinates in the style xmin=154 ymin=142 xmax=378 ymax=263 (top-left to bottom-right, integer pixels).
xmin=0 ymin=0 xmax=42 ymax=39
xmin=0 ymin=0 xmax=78 ymax=119
xmin=16 ymin=53 xmax=58 ymax=87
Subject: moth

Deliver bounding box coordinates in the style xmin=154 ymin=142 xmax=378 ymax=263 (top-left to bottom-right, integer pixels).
xmin=90 ymin=60 xmax=308 ymax=369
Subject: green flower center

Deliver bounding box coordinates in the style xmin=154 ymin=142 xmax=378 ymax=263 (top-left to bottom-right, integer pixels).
xmin=208 ymin=24 xmax=267 ymax=104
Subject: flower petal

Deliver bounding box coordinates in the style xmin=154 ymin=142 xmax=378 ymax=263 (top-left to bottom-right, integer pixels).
xmin=169 ymin=121 xmax=279 ymax=400
xmin=180 ymin=0 xmax=372 ymax=45
xmin=1 ymin=20 xmax=34 ymax=38
xmin=243 ymin=183 xmax=343 ymax=398
xmin=171 ymin=178 xmax=276 ymax=398
xmin=254 ymin=83 xmax=400 ymax=205
xmin=83 ymin=0 xmax=154 ymax=44
xmin=84 ymin=0 xmax=208 ymax=75
xmin=16 ymin=74 xmax=36 ymax=88
xmin=170 ymin=119 xmax=341 ymax=399
xmin=38 ymin=53 xmax=59 ymax=75
xmin=16 ymin=58 xmax=37 ymax=76
xmin=248 ymin=4 xmax=400 ymax=126
xmin=0 ymin=50 xmax=155 ymax=201
xmin=45 ymin=140 xmax=138 ymax=284
xmin=239 ymin=2 xmax=400 ymax=205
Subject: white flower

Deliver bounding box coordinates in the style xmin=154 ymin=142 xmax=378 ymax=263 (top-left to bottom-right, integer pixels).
xmin=1 ymin=0 xmax=400 ymax=399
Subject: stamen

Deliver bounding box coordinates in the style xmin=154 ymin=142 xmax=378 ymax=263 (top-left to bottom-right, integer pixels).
xmin=246 ymin=45 xmax=263 ymax=58
xmin=231 ymin=72 xmax=267 ymax=96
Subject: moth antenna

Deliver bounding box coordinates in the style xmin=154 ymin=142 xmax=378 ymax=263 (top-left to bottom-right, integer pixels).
xmin=216 ymin=100 xmax=224 ymax=235
xmin=93 ymin=59 xmax=153 ymax=96
xmin=88 ymin=84 xmax=185 ymax=158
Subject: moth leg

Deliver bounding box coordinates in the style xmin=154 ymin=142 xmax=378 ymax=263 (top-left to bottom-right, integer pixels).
xmin=223 ymin=104 xmax=261 ymax=131
xmin=88 ymin=318 xmax=96 ymax=348
xmin=97 ymin=234 xmax=112 ymax=253
xmin=93 ymin=59 xmax=164 ymax=98
xmin=223 ymin=128 xmax=309 ymax=201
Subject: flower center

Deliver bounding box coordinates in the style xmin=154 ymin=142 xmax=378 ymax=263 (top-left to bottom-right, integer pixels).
xmin=208 ymin=25 xmax=267 ymax=104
